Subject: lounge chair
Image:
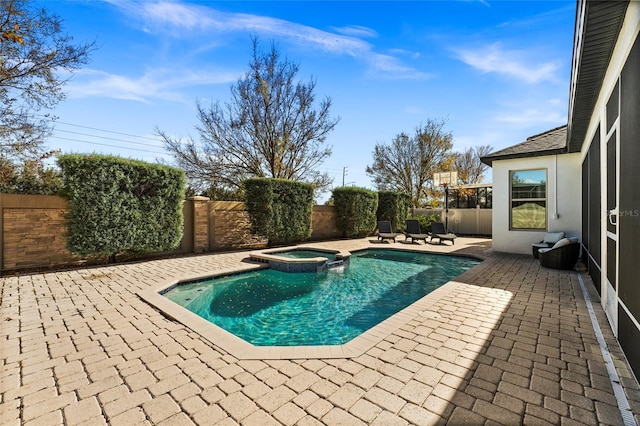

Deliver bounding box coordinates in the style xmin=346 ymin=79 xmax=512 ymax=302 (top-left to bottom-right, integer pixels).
xmin=404 ymin=219 xmax=429 ymax=244
xmin=538 ymin=238 xmax=580 ymax=270
xmin=532 ymin=232 xmax=565 ymax=259
xmin=377 ymin=221 xmax=399 ymax=243
xmin=429 ymin=222 xmax=457 ymax=245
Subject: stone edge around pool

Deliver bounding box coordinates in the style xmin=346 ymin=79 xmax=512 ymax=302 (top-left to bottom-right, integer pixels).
xmin=136 ymin=249 xmax=486 ymax=360
xmin=249 ymin=246 xmax=350 ymax=263
xmin=248 ymin=246 xmax=352 ymax=273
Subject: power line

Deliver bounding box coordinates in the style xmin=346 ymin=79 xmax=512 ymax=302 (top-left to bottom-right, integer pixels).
xmin=52 ymin=120 xmax=165 ymax=142
xmin=36 ymin=116 xmax=173 ymax=156
xmin=49 ymin=136 xmax=169 ymax=156
xmin=55 ymin=128 xmax=163 ymax=149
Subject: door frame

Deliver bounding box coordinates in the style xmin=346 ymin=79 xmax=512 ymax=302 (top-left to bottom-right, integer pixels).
xmin=602 ymin=94 xmax=620 ymax=334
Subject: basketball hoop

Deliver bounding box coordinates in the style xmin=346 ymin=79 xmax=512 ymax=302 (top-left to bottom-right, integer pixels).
xmin=433 ymin=171 xmax=458 ymax=232
xmin=433 ymin=171 xmax=458 ymax=188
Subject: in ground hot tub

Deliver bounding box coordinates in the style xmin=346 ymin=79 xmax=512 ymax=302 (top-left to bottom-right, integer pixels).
xmin=249 ymin=247 xmax=351 ymax=272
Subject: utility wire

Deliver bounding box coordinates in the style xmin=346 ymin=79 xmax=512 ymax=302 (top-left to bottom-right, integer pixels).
xmin=48 ymin=118 xmax=165 ymax=142
xmin=55 ymin=129 xmax=164 ymax=149
xmin=38 ymin=116 xmax=172 ymax=156
xmin=49 ymin=136 xmax=169 ymax=156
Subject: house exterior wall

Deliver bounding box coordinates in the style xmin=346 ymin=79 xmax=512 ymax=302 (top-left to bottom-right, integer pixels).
xmin=491 ymin=153 xmax=582 ymax=254
xmin=577 ymin=1 xmax=640 ymax=379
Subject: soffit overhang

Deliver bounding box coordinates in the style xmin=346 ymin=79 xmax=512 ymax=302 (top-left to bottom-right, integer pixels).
xmin=567 ymin=0 xmax=628 ymax=153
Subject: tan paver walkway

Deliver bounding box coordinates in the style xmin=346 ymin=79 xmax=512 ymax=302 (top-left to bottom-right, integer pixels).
xmin=1 ymin=237 xmax=639 ymax=425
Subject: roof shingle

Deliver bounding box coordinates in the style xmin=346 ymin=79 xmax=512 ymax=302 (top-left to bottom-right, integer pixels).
xmin=480 ymin=125 xmax=567 ymax=166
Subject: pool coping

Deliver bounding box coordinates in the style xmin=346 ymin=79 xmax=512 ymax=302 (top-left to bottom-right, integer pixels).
xmin=249 ymin=246 xmax=350 ymax=263
xmin=137 ymin=247 xmax=485 ymax=360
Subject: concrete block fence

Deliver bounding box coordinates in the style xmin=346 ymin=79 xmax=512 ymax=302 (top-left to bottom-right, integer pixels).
xmin=0 ymin=194 xmax=491 ymax=274
xmin=0 ymin=194 xmax=342 ymax=274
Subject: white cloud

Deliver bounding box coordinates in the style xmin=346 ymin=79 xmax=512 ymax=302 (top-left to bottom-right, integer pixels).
xmin=453 ymin=98 xmax=567 ymax=152
xmin=66 ymin=67 xmax=238 ymax=103
xmin=388 ymin=48 xmax=421 ymax=59
xmin=453 ymin=42 xmax=561 ymax=84
xmin=331 ymin=25 xmax=378 ymax=39
xmin=142 ymin=1 xmax=215 ymax=32
xmin=494 ymin=107 xmax=566 ymax=125
xmin=105 ymin=0 xmax=215 ymax=34
xmin=456 ymin=0 xmax=491 ymax=7
xmin=107 ymin=0 xmax=426 ymax=79
xmin=365 ymin=53 xmax=432 ymax=80
xmin=497 ymin=5 xmax=575 ymax=29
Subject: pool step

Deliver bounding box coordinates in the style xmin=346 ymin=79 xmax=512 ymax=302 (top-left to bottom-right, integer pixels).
xmin=326 ymin=260 xmax=344 ymax=269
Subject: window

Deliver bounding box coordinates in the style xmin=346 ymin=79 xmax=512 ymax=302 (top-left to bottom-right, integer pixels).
xmin=510 ymin=169 xmax=546 ymax=230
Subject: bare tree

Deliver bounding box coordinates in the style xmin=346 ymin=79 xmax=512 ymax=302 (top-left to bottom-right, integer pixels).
xmin=366 ymin=118 xmax=454 ymax=208
xmin=1 ymin=0 xmax=94 ymax=165
xmin=159 ymin=38 xmax=340 ymax=195
xmin=453 ymin=145 xmax=493 ymax=185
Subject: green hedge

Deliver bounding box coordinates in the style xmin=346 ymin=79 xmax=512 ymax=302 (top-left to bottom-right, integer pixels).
xmin=244 ymin=178 xmax=313 ymax=245
xmin=377 ymin=191 xmax=410 ymax=231
xmin=0 ymin=158 xmax=63 ymax=195
xmin=333 ymin=186 xmax=378 ymax=237
xmin=58 ymin=154 xmax=185 ymax=260
xmin=411 ymin=214 xmax=440 ymax=233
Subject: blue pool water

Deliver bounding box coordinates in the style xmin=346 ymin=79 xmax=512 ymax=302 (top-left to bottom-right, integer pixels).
xmin=164 ymin=249 xmax=479 ymax=346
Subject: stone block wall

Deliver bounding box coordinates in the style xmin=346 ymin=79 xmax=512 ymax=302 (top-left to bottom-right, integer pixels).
xmin=0 ymin=194 xmax=341 ymax=273
xmin=1 ymin=194 xmax=81 ymax=271
xmin=209 ymin=201 xmax=268 ymax=250
xmin=311 ymin=205 xmax=342 ymax=240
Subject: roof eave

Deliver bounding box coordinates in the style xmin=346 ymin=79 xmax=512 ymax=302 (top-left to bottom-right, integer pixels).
xmin=481 ymin=148 xmax=567 ymax=167
xmin=567 ymin=0 xmax=628 ymax=153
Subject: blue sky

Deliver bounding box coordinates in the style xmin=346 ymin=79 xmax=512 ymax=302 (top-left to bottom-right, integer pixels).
xmin=42 ymin=0 xmax=576 ymax=195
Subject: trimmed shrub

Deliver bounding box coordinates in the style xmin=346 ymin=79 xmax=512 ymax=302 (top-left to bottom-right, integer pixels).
xmin=0 ymin=158 xmax=63 ymax=195
xmin=333 ymin=186 xmax=378 ymax=237
xmin=411 ymin=214 xmax=440 ymax=233
xmin=58 ymin=154 xmax=185 ymax=261
xmin=244 ymin=178 xmax=313 ymax=245
xmin=377 ymin=191 xmax=410 ymax=231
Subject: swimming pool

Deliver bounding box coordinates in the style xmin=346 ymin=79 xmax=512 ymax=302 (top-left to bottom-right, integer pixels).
xmin=163 ymin=249 xmax=479 ymax=346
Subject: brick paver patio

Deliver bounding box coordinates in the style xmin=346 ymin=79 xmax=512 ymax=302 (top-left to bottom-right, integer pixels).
xmin=1 ymin=237 xmax=639 ymax=425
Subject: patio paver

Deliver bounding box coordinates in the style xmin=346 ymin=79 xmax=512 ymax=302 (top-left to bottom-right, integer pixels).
xmin=1 ymin=237 xmax=639 ymax=425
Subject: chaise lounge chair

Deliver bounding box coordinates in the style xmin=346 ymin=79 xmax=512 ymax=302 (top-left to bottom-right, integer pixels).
xmin=377 ymin=221 xmax=399 ymax=243
xmin=404 ymin=219 xmax=429 ymax=244
xmin=538 ymin=237 xmax=580 ymax=270
xmin=429 ymin=222 xmax=457 ymax=245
